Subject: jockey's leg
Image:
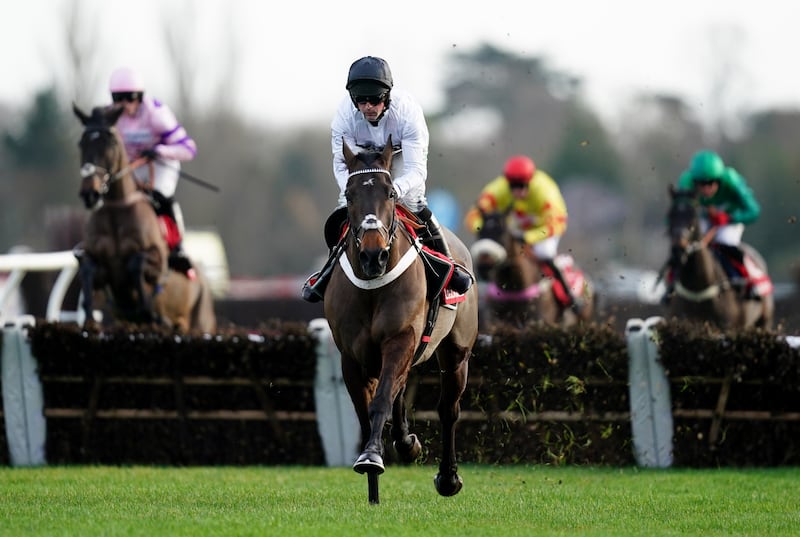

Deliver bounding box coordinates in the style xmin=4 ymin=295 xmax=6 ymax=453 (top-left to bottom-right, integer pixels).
xmin=713 ymin=243 xmax=756 ymax=298
xmin=540 ymin=257 xmax=583 ymax=314
xmin=301 ymin=249 xmax=338 ymax=303
xmin=414 ymin=207 xmax=473 ymax=294
xmin=661 ymin=268 xmax=675 ymax=305
xmin=151 ymin=191 xmax=194 ymax=276
xmin=301 ymin=208 xmax=349 ymax=303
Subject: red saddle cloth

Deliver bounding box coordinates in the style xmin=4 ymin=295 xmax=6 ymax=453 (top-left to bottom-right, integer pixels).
xmin=742 ymin=255 xmax=774 ymax=296
xmin=158 ymin=215 xmax=181 ymax=250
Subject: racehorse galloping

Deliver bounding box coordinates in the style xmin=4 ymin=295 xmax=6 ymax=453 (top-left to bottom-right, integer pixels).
xmin=73 ymin=104 xmax=216 ymax=332
xmin=471 ymin=208 xmax=594 ymax=328
xmin=324 ymin=138 xmax=478 ymax=503
xmin=665 ymin=186 xmax=773 ymax=330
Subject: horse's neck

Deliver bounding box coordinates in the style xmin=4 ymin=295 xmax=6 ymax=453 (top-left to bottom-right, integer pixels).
xmin=105 ymin=154 xmax=141 ymax=202
xmin=683 ymin=245 xmax=722 ymax=286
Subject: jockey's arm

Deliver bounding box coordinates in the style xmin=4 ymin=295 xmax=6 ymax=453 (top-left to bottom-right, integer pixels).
xmin=150 ymin=102 xmax=196 ymax=162
xmin=388 ymin=98 xmax=429 ymax=200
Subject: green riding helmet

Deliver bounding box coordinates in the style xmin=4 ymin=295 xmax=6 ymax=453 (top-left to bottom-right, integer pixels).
xmin=689 ymin=150 xmax=725 ymax=182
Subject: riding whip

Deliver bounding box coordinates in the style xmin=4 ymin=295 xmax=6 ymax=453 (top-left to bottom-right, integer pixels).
xmin=150 ymin=158 xmax=221 ymax=193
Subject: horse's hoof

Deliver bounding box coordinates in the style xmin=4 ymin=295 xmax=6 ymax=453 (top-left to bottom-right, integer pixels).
xmin=393 ymin=433 xmax=422 ymax=463
xmin=434 ymin=472 xmax=463 ymax=497
xmin=353 ymin=452 xmax=385 ymax=475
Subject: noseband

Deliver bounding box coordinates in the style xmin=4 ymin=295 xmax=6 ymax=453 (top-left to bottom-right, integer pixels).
xmin=347 ymin=168 xmax=398 ymax=250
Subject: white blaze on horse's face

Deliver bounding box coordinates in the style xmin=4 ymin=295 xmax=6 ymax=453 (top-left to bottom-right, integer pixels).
xmin=362 ymin=178 xmax=375 ymax=187
xmin=361 ymin=214 xmax=383 ymax=232
xmin=80 ymin=162 xmax=97 ymax=178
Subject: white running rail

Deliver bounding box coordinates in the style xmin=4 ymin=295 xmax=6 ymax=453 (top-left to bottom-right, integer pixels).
xmin=0 ymin=250 xmax=79 ymax=322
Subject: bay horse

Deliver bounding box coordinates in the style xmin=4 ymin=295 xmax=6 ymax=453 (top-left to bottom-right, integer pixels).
xmin=73 ymin=104 xmax=216 ymax=333
xmin=665 ymin=186 xmax=773 ymax=330
xmin=323 ymin=137 xmax=478 ymax=503
xmin=470 ymin=208 xmax=594 ymax=328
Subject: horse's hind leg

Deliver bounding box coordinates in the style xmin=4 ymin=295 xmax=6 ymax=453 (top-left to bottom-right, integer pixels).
xmin=391 ymin=385 xmax=422 ymax=463
xmin=434 ymin=345 xmax=470 ymax=497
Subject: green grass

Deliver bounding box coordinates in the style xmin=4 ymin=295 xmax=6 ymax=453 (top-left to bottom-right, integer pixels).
xmin=0 ymin=465 xmax=798 ymax=536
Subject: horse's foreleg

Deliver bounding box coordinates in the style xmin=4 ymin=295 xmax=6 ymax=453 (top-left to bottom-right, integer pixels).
xmin=434 ymin=346 xmax=470 ymax=497
xmin=342 ymin=356 xmax=375 ymax=456
xmin=126 ymin=253 xmax=153 ymax=322
xmin=78 ymin=258 xmax=97 ymax=326
xmin=391 ymin=386 xmax=422 ymax=463
xmin=353 ymin=333 xmax=415 ymax=475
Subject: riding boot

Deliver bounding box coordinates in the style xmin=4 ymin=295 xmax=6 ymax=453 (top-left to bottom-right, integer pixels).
xmin=151 ymin=192 xmax=194 ymax=276
xmin=301 ymin=250 xmax=338 ymax=303
xmin=661 ymin=271 xmax=675 ymax=305
xmin=415 ymin=207 xmax=473 ymax=294
xmin=713 ymin=244 xmax=748 ymax=289
xmin=714 ymin=244 xmax=760 ymax=299
xmin=542 ymin=258 xmax=583 ymax=313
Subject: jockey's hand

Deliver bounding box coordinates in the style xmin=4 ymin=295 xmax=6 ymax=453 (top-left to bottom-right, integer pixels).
xmin=707 ymin=206 xmax=730 ymax=226
xmin=140 ymin=148 xmax=159 ymax=161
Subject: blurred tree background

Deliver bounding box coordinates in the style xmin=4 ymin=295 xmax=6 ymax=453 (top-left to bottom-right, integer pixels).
xmin=0 ymin=5 xmax=797 ymax=283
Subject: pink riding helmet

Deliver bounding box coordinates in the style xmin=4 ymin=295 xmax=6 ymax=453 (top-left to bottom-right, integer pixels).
xmin=109 ymin=67 xmax=145 ymax=93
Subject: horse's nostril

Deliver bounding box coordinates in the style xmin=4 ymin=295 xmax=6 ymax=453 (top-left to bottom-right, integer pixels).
xmin=378 ymin=249 xmax=389 ymax=265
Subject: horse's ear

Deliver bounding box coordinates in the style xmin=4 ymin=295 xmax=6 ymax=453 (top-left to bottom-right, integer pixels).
xmin=106 ymin=104 xmax=125 ymax=126
xmin=342 ymin=137 xmax=357 ymax=169
xmin=382 ymin=134 xmax=394 ymax=168
xmin=73 ymin=102 xmax=89 ymax=125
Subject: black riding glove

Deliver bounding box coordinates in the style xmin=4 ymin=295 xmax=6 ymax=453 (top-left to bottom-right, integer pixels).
xmin=140 ymin=148 xmax=159 ymax=161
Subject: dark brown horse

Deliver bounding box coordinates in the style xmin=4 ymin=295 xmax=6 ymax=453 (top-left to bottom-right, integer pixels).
xmin=73 ymin=104 xmax=216 ymax=333
xmin=323 ymin=138 xmax=478 ymax=503
xmin=665 ymin=186 xmax=773 ymax=330
xmin=470 ymin=208 xmax=594 ymax=328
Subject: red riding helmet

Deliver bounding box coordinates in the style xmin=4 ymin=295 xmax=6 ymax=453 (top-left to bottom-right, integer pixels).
xmin=503 ymin=155 xmax=536 ymax=185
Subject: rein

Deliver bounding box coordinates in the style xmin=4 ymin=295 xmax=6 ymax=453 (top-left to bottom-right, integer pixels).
xmin=81 ymin=156 xmax=151 ymax=187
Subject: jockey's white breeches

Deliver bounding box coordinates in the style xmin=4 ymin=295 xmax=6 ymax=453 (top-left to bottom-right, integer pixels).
xmin=132 ymin=159 xmax=181 ymax=197
xmin=531 ymin=235 xmax=560 ymax=260
xmin=700 ymin=220 xmax=744 ymax=246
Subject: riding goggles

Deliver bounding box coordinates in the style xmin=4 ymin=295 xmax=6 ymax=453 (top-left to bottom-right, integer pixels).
xmin=694 ymin=178 xmax=720 ymax=186
xmin=111 ymin=91 xmax=143 ymax=103
xmin=352 ymin=93 xmax=387 ymax=106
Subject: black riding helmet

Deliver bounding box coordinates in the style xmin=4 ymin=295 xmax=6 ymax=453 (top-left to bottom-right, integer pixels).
xmin=346 ymin=56 xmax=393 ymax=110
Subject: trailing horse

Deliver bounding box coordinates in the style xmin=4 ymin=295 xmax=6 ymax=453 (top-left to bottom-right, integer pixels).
xmin=323 ymin=137 xmax=478 ymax=503
xmin=664 ymin=186 xmax=773 ymax=330
xmin=73 ymin=104 xmax=216 ymax=333
xmin=470 ymin=208 xmax=594 ymax=328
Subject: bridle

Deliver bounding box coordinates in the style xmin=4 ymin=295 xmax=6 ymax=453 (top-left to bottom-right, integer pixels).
xmin=79 ymin=126 xmax=149 ymax=196
xmin=346 ymin=167 xmax=398 ymax=251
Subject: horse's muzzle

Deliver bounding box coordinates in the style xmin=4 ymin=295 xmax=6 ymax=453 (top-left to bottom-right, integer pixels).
xmin=80 ymin=190 xmax=100 ymax=209
xmin=359 ymin=247 xmax=389 ymax=278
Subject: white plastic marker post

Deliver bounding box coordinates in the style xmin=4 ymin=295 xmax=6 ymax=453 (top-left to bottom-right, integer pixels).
xmin=625 ymin=316 xmax=673 ymax=468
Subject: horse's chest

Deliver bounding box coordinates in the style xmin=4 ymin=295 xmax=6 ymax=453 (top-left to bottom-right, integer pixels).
xmin=87 ymin=208 xmax=150 ymax=257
